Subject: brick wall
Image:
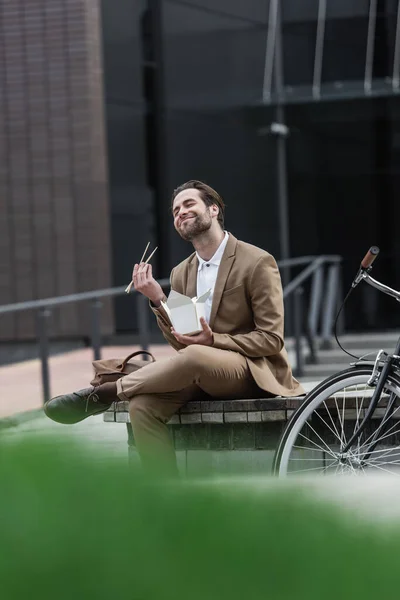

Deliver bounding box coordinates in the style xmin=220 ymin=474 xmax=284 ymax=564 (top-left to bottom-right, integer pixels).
xmin=0 ymin=0 xmax=113 ymax=341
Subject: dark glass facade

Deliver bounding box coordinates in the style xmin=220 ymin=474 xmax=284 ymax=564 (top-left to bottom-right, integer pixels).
xmin=101 ymin=0 xmax=400 ymax=332
xmin=101 ymin=0 xmax=156 ymax=331
xmin=285 ymin=97 xmax=400 ymax=331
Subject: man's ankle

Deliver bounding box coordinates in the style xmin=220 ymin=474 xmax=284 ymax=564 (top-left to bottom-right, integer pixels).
xmin=96 ymin=382 xmax=118 ymax=404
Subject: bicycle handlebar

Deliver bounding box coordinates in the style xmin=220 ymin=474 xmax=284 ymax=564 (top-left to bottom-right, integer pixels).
xmin=361 ymin=246 xmax=380 ymax=269
xmin=352 ymin=246 xmax=399 ymax=300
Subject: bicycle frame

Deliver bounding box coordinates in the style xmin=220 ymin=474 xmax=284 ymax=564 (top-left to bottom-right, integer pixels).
xmin=341 ymin=271 xmax=400 ymax=455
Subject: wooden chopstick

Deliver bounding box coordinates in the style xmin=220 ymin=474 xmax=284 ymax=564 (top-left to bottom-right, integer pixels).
xmin=139 ymin=242 xmax=150 ymax=264
xmin=125 ymin=244 xmax=158 ymax=294
xmin=143 ymin=246 xmax=158 ymax=264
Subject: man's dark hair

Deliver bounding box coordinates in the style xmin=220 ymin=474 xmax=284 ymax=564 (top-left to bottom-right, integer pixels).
xmin=171 ymin=180 xmax=225 ymax=229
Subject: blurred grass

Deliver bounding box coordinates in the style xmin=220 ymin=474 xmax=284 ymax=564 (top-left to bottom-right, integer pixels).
xmin=0 ymin=436 xmax=398 ymax=600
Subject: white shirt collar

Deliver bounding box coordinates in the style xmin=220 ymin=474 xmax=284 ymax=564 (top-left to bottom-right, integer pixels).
xmin=196 ymin=231 xmax=229 ymax=271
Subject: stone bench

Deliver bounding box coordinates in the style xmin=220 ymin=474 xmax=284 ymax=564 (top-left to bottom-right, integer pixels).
xmin=104 ymin=396 xmax=306 ymax=474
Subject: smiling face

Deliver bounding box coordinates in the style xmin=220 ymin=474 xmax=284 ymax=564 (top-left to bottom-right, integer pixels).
xmin=172 ymin=188 xmax=219 ymax=241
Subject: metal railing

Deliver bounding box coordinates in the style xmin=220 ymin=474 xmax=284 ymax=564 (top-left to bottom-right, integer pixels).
xmin=0 ymin=255 xmax=342 ymax=403
xmin=262 ymin=0 xmax=400 ymax=104
xmin=280 ymin=255 xmax=343 ymax=376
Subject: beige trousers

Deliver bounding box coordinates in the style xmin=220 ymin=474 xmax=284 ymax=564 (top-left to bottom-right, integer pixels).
xmin=116 ymin=345 xmax=264 ymax=475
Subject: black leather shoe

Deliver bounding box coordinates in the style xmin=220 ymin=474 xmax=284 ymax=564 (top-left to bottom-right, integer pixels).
xmin=44 ymin=387 xmax=112 ymax=424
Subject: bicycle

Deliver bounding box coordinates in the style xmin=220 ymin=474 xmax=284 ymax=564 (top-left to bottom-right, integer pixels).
xmin=273 ymin=246 xmax=400 ymax=477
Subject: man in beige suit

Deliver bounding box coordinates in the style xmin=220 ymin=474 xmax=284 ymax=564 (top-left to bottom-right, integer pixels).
xmin=45 ymin=180 xmax=304 ymax=474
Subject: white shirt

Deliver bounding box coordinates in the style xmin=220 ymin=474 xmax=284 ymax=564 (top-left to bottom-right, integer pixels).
xmin=196 ymin=231 xmax=229 ymax=323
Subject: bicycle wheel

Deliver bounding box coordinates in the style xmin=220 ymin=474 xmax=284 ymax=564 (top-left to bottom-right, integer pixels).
xmin=273 ymin=365 xmax=400 ymax=477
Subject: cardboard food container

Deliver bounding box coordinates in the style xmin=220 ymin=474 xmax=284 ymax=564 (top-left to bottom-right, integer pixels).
xmin=161 ymin=289 xmax=211 ymax=335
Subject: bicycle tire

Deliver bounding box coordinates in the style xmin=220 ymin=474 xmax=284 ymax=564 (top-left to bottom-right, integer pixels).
xmin=273 ymin=365 xmax=400 ymax=477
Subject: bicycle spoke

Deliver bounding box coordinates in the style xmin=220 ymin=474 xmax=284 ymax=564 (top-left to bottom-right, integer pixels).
xmin=367 ymin=450 xmax=400 ymax=462
xmin=297 ymin=433 xmax=338 ymax=459
xmin=361 ymin=462 xmax=400 ymax=476
xmin=334 ymin=396 xmax=347 ymax=448
xmin=322 ymin=462 xmax=339 ymax=473
xmin=286 ymin=464 xmax=340 ymax=474
xmin=298 ymin=426 xmax=338 ymax=459
xmin=292 ymin=444 xmax=334 ymax=454
xmin=322 ymin=400 xmax=341 ymax=440
xmin=354 ymin=384 xmax=367 ymax=455
xmin=358 ymin=395 xmax=400 ymax=449
xmin=365 ymin=459 xmax=400 ymax=467
xmin=359 ymin=415 xmax=400 ymax=453
xmin=289 ymin=457 xmax=337 ymax=461
xmin=366 ymin=448 xmax=400 ymax=464
xmin=276 ymin=369 xmax=400 ymax=477
xmin=313 ymin=409 xmax=343 ymax=442
xmin=363 ymin=444 xmax=400 ymax=457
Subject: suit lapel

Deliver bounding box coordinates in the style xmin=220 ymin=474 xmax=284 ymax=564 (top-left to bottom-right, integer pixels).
xmin=209 ymin=234 xmax=237 ymax=329
xmin=185 ymin=254 xmax=198 ymax=299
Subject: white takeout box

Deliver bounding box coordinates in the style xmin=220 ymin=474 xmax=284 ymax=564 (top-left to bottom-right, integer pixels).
xmin=161 ymin=289 xmax=211 ymax=335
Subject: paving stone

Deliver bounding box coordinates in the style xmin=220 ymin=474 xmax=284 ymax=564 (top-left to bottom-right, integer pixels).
xmin=115 ymin=412 xmax=129 ymax=423
xmin=255 ymin=422 xmax=284 ymax=449
xmin=209 ymin=424 xmax=231 ymax=450
xmin=223 ymin=400 xmax=261 ymax=412
xmin=261 ymin=410 xmax=286 ymax=422
xmin=103 ymin=412 xmax=115 ymax=422
xmin=200 ymin=401 xmax=224 ymax=413
xmin=180 ymin=413 xmax=202 ymax=425
xmin=232 ymin=423 xmax=256 ymax=449
xmin=259 ymin=398 xmax=290 ymax=410
xmin=247 ymin=411 xmax=262 ymax=423
xmin=167 ymin=415 xmax=180 ymax=425
xmin=180 ymin=402 xmax=201 ymax=413
xmin=172 ymin=424 xmax=209 ymax=450
xmin=186 ymin=424 xmax=209 ymax=449
xmin=224 ymin=412 xmax=248 ymax=423
xmin=286 ymin=397 xmax=306 ymax=409
xmin=201 ymin=412 xmax=224 ymax=424
xmin=172 ymin=426 xmax=189 ymax=450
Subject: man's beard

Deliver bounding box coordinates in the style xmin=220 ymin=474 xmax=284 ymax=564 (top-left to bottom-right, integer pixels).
xmin=178 ymin=211 xmax=212 ymax=241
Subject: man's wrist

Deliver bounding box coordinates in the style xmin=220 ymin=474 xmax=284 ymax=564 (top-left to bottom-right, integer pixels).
xmin=150 ymin=293 xmax=165 ymax=308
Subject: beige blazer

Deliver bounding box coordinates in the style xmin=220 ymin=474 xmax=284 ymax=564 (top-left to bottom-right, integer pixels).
xmin=151 ymin=233 xmax=305 ymax=397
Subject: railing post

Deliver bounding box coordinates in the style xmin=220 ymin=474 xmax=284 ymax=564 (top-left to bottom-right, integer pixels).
xmin=283 ymin=296 xmax=293 ymax=338
xmin=305 ymin=325 xmax=318 ymax=365
xmin=336 ymin=263 xmax=345 ymax=335
xmin=137 ymin=294 xmax=150 ymax=357
xmin=305 ymin=262 xmax=324 ymax=365
xmin=308 ymin=263 xmax=324 ymax=339
xmin=320 ymin=263 xmax=340 ymax=349
xmin=36 ymin=307 xmax=51 ymax=404
xmin=90 ymin=299 xmax=102 ymax=361
xmin=293 ymin=287 xmax=304 ymax=378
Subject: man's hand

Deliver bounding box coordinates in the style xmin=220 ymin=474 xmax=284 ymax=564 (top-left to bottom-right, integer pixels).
xmin=171 ymin=317 xmax=214 ymax=347
xmin=133 ymin=263 xmax=164 ymax=306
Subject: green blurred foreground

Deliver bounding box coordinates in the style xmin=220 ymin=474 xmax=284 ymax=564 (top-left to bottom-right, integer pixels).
xmin=0 ymin=436 xmax=398 ymax=600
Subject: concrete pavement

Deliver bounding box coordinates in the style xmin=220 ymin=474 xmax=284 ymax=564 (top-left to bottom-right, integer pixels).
xmin=0 ymin=344 xmax=175 ymax=420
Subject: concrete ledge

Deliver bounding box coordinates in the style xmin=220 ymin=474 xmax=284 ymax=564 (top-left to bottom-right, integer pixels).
xmin=103 ymin=387 xmax=400 ymax=461
xmin=104 ymin=396 xmax=308 ymax=452
xmin=104 ymin=396 xmax=306 ymax=425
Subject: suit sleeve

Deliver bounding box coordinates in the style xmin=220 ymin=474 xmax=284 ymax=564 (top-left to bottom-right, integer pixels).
xmin=150 ymin=267 xmax=186 ymax=352
xmin=212 ymin=254 xmax=284 ymax=358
